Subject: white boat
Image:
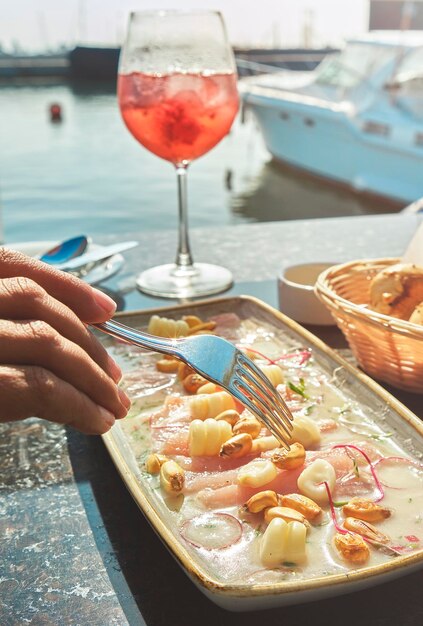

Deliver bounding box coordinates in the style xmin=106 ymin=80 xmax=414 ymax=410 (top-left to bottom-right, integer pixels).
xmin=240 ymin=32 xmax=423 ymax=204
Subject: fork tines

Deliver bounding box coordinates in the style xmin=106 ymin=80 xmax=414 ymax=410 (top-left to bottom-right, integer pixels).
xmin=232 ymin=352 xmax=293 ymax=450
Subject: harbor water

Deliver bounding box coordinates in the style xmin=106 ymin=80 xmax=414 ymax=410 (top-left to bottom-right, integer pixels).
xmin=0 ymin=83 xmax=403 ymax=244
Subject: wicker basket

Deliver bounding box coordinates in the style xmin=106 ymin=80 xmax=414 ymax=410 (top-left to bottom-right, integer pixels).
xmin=315 ymin=258 xmax=423 ymax=393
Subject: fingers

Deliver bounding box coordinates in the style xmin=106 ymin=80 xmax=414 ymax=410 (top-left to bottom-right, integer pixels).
xmin=0 ymin=319 xmax=129 ymax=420
xmin=0 ymin=276 xmax=121 ymax=382
xmin=0 ymin=365 xmax=117 ymax=435
xmin=0 ymin=247 xmax=116 ymax=323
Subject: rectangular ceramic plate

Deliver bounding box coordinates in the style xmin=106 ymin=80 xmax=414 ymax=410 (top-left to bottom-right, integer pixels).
xmin=100 ymin=296 xmax=423 ymax=611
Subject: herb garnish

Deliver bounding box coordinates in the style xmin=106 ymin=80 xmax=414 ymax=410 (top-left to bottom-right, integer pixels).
xmin=288 ymin=378 xmax=309 ymax=399
xmin=352 ymin=458 xmax=360 ymax=478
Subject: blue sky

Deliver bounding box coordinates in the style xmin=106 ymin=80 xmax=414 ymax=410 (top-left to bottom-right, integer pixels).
xmin=1 ymin=0 xmax=369 ymax=52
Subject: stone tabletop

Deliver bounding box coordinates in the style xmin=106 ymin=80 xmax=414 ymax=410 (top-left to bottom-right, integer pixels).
xmin=1 ymin=213 xmax=423 ymax=626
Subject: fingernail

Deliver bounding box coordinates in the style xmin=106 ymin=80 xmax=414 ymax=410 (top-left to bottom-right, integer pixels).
xmin=108 ymin=356 xmax=122 ymax=382
xmin=98 ymin=406 xmax=116 ymax=428
xmin=118 ymin=388 xmax=131 ymax=410
xmin=92 ymin=287 xmax=117 ymax=315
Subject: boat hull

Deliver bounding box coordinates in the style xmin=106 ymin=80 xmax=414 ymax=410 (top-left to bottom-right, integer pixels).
xmin=245 ymin=93 xmax=423 ymax=204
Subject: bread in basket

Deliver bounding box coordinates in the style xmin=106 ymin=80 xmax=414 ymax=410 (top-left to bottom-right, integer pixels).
xmin=315 ymin=258 xmax=423 ymax=393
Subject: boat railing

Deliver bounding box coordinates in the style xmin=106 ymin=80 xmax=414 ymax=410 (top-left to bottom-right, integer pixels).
xmin=236 ymin=58 xmax=291 ymax=76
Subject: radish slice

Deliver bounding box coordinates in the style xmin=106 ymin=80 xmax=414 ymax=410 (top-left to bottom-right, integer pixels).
xmin=372 ymin=456 xmax=423 ymax=489
xmin=180 ymin=512 xmax=242 ymax=550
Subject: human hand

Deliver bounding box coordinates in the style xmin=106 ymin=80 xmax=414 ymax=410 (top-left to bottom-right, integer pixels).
xmin=0 ymin=248 xmax=130 ymax=434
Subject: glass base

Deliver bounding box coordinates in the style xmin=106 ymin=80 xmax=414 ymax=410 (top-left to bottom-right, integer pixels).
xmin=136 ymin=263 xmax=233 ymax=298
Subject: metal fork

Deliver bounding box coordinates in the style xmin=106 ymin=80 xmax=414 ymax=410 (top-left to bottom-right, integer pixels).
xmin=95 ymin=319 xmax=293 ymax=449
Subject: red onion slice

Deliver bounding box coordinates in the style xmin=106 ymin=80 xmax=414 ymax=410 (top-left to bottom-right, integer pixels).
xmin=180 ymin=512 xmax=242 ymax=550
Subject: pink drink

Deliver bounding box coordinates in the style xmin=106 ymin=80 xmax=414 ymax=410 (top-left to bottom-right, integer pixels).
xmin=118 ymin=72 xmax=239 ymax=165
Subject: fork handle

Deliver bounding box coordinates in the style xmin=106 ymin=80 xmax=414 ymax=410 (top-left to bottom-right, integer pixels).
xmin=94 ymin=319 xmax=182 ymax=358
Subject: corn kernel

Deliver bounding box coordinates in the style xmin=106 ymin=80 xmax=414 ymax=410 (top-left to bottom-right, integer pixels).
xmin=188 ymin=418 xmax=232 ymax=456
xmin=264 ymin=506 xmax=309 ymax=528
xmin=145 ymin=453 xmax=168 ymax=474
xmin=279 ymin=493 xmax=322 ymax=521
xmin=259 ymin=364 xmax=284 ymax=387
xmin=214 ymin=409 xmax=240 ymax=426
xmin=297 ymin=458 xmax=336 ymax=504
xmin=289 ymin=415 xmax=321 ymax=448
xmin=237 ymin=459 xmax=278 ymax=488
xmin=260 ymin=518 xmax=307 ymax=567
xmin=251 ymin=435 xmax=279 ymax=454
xmin=156 ymin=358 xmax=180 ymax=373
xmin=196 ymin=382 xmax=218 ymax=395
xmin=190 ymin=391 xmax=235 ymax=420
xmin=334 ymin=532 xmax=370 ymax=564
xmin=183 ymin=373 xmax=208 ymax=394
xmin=182 ymin=315 xmax=203 ymax=328
xmin=342 ymin=497 xmax=391 ymax=523
xmin=233 ymin=416 xmax=261 ymax=439
xmin=148 ymin=315 xmax=189 ymax=338
xmin=343 ymin=517 xmax=390 ymax=544
xmin=160 ymin=460 xmax=185 ymax=494
xmin=243 ymin=490 xmax=279 ymax=513
xmin=271 ymin=442 xmax=306 ymax=470
xmin=220 ymin=433 xmax=253 ymax=458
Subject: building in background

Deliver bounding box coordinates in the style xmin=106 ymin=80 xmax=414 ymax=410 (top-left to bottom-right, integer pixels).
xmin=370 ymin=0 xmax=423 ymax=30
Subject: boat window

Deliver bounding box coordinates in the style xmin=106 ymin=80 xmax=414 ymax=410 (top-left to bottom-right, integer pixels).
xmin=391 ymin=47 xmax=423 ymax=119
xmin=393 ymin=47 xmax=423 ymax=86
xmin=315 ymin=44 xmax=397 ymax=88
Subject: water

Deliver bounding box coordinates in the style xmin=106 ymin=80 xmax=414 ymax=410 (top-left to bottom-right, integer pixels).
xmin=0 ymin=83 xmax=402 ymax=244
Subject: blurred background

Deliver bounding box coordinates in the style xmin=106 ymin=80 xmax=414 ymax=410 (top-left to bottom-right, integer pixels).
xmin=1 ymin=0 xmax=422 ymax=243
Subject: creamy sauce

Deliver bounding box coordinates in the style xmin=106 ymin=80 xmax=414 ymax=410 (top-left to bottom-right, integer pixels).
xmin=108 ymin=315 xmax=423 ymax=585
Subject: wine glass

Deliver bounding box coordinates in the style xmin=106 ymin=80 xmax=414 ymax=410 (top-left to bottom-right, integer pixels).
xmin=118 ymin=10 xmax=239 ymax=298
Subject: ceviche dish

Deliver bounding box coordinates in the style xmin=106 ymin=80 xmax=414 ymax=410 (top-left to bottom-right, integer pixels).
xmin=102 ymin=299 xmax=423 ymax=607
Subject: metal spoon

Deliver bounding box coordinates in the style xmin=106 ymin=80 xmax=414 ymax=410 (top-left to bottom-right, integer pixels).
xmin=39 ymin=235 xmax=89 ymax=265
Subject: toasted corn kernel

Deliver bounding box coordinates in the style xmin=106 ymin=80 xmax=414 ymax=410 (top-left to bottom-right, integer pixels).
xmin=145 ymin=453 xmax=168 ymax=474
xmin=279 ymin=493 xmax=322 ymax=521
xmin=237 ymin=459 xmax=278 ymax=488
xmin=183 ymin=373 xmax=208 ymax=394
xmin=178 ymin=362 xmax=195 ymax=381
xmin=156 ymin=358 xmax=180 ymax=373
xmin=187 ymin=321 xmax=217 ymax=335
xmin=334 ymin=532 xmax=370 ymax=564
xmin=264 ymin=506 xmax=310 ymax=531
xmin=220 ymin=433 xmax=253 ymax=458
xmin=243 ymin=490 xmax=279 ymax=513
xmin=190 ymin=391 xmax=235 ymax=420
xmin=297 ymin=458 xmax=336 ymax=504
xmin=196 ymin=382 xmax=218 ymax=395
xmin=289 ymin=415 xmax=321 ymax=449
xmin=189 ymin=418 xmax=232 ymax=456
xmin=215 ymin=409 xmax=240 ymax=426
xmin=342 ymin=497 xmax=391 ymax=523
xmin=160 ymin=460 xmax=185 ymax=494
xmin=182 ymin=315 xmax=203 ymax=328
xmin=260 ymin=518 xmax=307 ymax=567
xmin=271 ymin=443 xmax=306 ymax=470
xmin=259 ymin=364 xmax=284 ymax=387
xmin=233 ymin=416 xmax=261 ymax=439
xmin=251 ymin=435 xmax=279 ymax=453
xmin=343 ymin=517 xmax=390 ymax=544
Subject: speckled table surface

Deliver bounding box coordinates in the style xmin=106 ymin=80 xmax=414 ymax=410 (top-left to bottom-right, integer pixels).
xmin=1 ymin=213 xmax=423 ymax=626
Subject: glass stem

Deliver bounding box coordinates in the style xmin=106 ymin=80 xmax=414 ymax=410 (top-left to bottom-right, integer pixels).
xmin=175 ymin=165 xmax=195 ymax=270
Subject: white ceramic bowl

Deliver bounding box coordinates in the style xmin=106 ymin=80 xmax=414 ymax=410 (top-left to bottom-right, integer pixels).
xmin=278 ymin=262 xmax=336 ymax=326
